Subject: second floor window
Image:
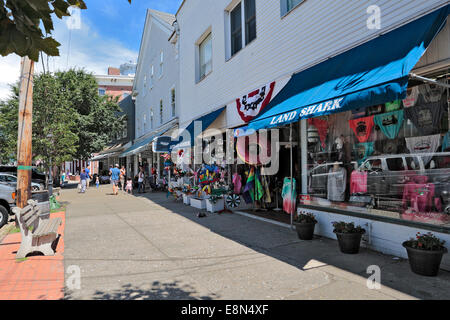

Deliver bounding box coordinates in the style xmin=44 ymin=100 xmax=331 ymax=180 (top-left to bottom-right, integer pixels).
xmin=281 ymin=0 xmax=304 ymax=16
xmin=229 ymin=0 xmax=256 ymax=58
xmin=230 ymin=3 xmax=242 ymax=56
xmin=199 ymin=33 xmax=212 ymax=80
xmin=98 ymin=88 xmax=106 ymax=96
xmin=149 ymin=66 xmax=154 ymax=88
xmin=159 ymin=52 xmax=164 ymax=77
xmin=171 ymin=89 xmax=176 ymax=117
xmin=160 ymin=100 xmax=163 ymax=124
xmin=150 ymin=108 xmax=154 ymax=128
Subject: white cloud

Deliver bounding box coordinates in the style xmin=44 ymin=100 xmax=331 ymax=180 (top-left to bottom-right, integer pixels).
xmin=0 ymin=54 xmax=21 ymax=100
xmin=0 ymin=14 xmax=138 ymax=100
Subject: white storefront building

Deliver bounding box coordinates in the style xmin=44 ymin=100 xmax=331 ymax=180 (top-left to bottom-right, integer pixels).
xmin=123 ymin=9 xmax=180 ymax=178
xmin=174 ymin=0 xmax=450 ymax=269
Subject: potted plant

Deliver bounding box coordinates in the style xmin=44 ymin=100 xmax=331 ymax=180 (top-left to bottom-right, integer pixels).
xmin=294 ymin=212 xmax=317 ymax=240
xmin=402 ymin=232 xmax=447 ymax=277
xmin=332 ymin=221 xmax=366 ymax=254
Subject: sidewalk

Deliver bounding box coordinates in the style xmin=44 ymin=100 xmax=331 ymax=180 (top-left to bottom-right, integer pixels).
xmin=62 ymin=185 xmax=450 ymax=300
xmin=0 ymin=211 xmax=65 ymax=300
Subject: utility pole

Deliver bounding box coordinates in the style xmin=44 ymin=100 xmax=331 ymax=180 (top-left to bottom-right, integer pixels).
xmin=16 ymin=57 xmax=34 ymax=209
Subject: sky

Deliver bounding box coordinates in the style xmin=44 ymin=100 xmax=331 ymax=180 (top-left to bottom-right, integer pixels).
xmin=0 ymin=0 xmax=183 ymax=100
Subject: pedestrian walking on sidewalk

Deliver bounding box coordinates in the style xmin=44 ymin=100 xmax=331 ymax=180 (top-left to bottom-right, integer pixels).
xmin=125 ymin=177 xmax=133 ymax=194
xmin=137 ymin=167 xmax=145 ymax=193
xmin=85 ymin=167 xmax=91 ymax=189
xmin=96 ymin=176 xmax=100 ymax=189
xmin=110 ymin=164 xmax=121 ymax=195
xmin=120 ymin=166 xmax=126 ymax=191
xmin=79 ymin=169 xmax=88 ymax=193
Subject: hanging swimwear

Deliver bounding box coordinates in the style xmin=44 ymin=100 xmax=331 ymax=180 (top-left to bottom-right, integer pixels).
xmin=404 ymin=101 xmax=444 ymax=136
xmin=349 ymin=115 xmax=374 ymax=143
xmin=373 ymin=110 xmax=404 ymax=140
xmin=281 ymin=177 xmax=297 ymax=214
xmin=307 ymin=118 xmax=328 ymax=148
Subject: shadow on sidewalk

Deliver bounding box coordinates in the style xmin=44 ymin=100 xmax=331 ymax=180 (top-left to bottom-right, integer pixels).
xmin=130 ymin=191 xmax=450 ymax=300
xmin=64 ymin=281 xmax=218 ymax=300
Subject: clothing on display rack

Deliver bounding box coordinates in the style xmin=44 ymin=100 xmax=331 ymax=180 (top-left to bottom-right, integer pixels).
xmin=350 ymin=170 xmax=368 ymax=194
xmin=281 ymin=177 xmax=297 ymax=214
xmin=349 ymin=115 xmax=374 ymax=143
xmin=232 ymin=172 xmax=242 ymax=194
xmin=242 ymin=167 xmax=263 ymax=204
xmin=373 ymin=110 xmax=404 ymax=139
xmin=405 ymin=134 xmax=441 ymax=165
xmin=327 ymin=165 xmax=347 ymax=202
xmin=402 ymin=175 xmax=436 ymax=213
xmin=404 ymin=101 xmax=444 ymax=135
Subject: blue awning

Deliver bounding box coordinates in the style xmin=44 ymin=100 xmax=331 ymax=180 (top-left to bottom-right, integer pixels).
xmin=248 ymin=5 xmax=450 ymax=131
xmin=120 ymin=135 xmax=155 ymax=157
xmin=171 ymin=106 xmax=226 ymax=148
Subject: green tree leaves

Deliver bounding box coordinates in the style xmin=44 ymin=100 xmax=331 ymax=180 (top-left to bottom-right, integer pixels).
xmin=0 ymin=69 xmax=124 ymax=166
xmin=0 ymin=0 xmax=87 ymax=61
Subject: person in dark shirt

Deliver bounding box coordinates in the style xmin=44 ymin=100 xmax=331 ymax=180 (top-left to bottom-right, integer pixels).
xmin=80 ymin=169 xmax=88 ymax=193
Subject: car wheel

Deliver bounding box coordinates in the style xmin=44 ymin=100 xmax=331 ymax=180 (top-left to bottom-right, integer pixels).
xmin=0 ymin=205 xmax=8 ymax=228
xmin=32 ymin=186 xmax=40 ymax=191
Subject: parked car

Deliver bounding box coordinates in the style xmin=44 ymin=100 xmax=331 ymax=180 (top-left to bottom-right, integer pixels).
xmin=308 ymin=161 xmax=357 ymax=198
xmin=0 ymin=166 xmax=46 ymax=189
xmin=357 ymin=152 xmax=450 ymax=200
xmin=0 ymin=183 xmax=15 ymax=228
xmin=0 ymin=173 xmax=42 ymax=191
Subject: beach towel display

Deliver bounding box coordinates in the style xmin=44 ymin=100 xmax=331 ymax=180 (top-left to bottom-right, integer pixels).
xmin=349 ymin=115 xmax=374 ymax=143
xmin=373 ymin=110 xmax=404 ymax=139
xmin=281 ymin=177 xmax=297 ymax=214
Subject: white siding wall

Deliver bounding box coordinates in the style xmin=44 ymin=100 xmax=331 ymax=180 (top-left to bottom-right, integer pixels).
xmin=177 ymin=0 xmax=448 ymax=127
xmin=134 ymin=14 xmax=179 ymax=141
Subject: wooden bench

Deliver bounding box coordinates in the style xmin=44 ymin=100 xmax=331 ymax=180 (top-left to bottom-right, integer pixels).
xmin=12 ymin=200 xmax=62 ymax=259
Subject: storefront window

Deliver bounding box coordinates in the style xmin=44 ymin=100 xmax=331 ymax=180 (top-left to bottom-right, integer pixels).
xmin=305 ymin=82 xmax=450 ymax=228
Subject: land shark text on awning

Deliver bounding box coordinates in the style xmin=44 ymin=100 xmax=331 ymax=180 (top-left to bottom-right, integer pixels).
xmin=299 ymin=98 xmax=344 ymax=117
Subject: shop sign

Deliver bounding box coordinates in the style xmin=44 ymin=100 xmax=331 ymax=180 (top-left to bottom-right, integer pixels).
xmin=268 ymin=110 xmax=297 ymax=126
xmin=299 ymin=98 xmax=344 ymax=118
xmin=299 ymin=194 xmax=311 ymax=204
xmin=236 ymin=82 xmax=276 ymax=123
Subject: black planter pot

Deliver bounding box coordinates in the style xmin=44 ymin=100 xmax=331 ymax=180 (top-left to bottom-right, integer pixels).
xmin=402 ymin=242 xmax=448 ymax=277
xmin=294 ymin=222 xmax=316 ymax=240
xmin=335 ymin=232 xmax=363 ymax=254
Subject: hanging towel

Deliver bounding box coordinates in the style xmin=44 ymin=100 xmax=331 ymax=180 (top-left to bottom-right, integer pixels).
xmin=373 ymin=110 xmax=404 ymax=139
xmin=442 ymin=131 xmax=450 ymax=152
xmin=349 ymin=115 xmax=374 ymax=143
xmin=281 ymin=177 xmax=297 ymax=214
xmin=242 ymin=167 xmax=263 ymax=204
